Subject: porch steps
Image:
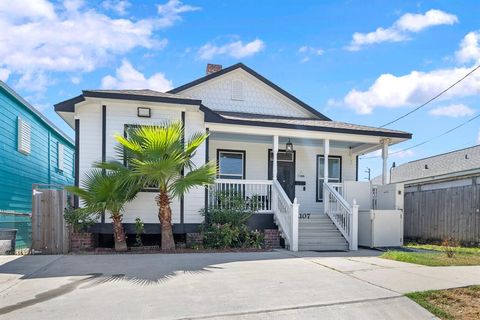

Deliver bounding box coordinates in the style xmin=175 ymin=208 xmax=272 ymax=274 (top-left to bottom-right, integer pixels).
xmin=298 ymin=214 xmax=348 ymax=251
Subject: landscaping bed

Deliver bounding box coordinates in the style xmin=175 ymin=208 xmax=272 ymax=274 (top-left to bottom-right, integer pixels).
xmin=69 ymin=247 xmax=273 ymax=255
xmin=381 ymin=243 xmax=480 ymax=266
xmin=407 ymin=286 xmax=480 ymax=320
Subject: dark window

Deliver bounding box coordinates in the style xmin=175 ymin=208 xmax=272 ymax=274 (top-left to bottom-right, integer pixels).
xmin=317 ymin=155 xmax=342 ymax=202
xmin=218 ymin=150 xmax=245 ymax=179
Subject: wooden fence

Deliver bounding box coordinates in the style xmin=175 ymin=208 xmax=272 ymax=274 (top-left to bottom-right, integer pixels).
xmin=404 ymin=180 xmax=480 ymax=243
xmin=31 ymin=186 xmax=69 ymax=254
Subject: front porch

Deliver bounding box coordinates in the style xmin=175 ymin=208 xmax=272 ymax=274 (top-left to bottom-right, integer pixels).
xmin=206 ymin=126 xmax=404 ymax=252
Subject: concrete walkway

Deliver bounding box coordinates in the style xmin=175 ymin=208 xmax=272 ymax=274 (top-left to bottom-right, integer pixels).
xmin=0 ymin=249 xmax=478 ymax=319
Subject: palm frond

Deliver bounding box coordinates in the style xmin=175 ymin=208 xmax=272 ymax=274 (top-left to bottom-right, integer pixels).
xmin=171 ymin=161 xmax=216 ymax=197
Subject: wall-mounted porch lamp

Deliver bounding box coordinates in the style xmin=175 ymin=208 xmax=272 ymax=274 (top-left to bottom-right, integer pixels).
xmin=286 ymin=139 xmax=294 ymax=153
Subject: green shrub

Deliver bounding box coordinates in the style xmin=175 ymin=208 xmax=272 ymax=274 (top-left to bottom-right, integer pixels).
xmin=64 ymin=205 xmax=96 ymax=233
xmin=134 ymin=217 xmax=145 ymax=247
xmin=201 ymin=191 xmax=265 ymax=249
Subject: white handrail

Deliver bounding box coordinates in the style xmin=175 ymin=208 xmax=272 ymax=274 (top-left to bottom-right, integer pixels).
xmin=324 ymin=182 xmax=358 ymax=250
xmin=272 ymin=180 xmax=299 ymax=251
xmin=209 ymin=179 xmax=273 ymax=213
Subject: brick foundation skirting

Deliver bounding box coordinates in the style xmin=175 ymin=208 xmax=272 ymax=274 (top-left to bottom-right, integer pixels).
xmin=263 ymin=229 xmax=280 ymax=248
xmin=70 ymin=232 xmax=95 ymax=252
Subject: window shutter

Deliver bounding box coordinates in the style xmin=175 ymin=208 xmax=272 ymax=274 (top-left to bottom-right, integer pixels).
xmin=17 ymin=117 xmax=31 ymax=155
xmin=57 ymin=142 xmax=64 ymax=171
xmin=231 ymin=80 xmax=244 ymax=101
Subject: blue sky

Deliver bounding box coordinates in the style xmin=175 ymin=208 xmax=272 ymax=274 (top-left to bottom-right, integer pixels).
xmin=1 ymin=0 xmax=480 ymax=180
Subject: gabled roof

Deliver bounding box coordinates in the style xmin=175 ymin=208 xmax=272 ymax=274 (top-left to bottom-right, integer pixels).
xmin=168 ymin=63 xmax=331 ymax=121
xmin=55 ymin=89 xmax=201 ymax=112
xmin=378 ymin=145 xmax=480 ymax=184
xmin=0 ymin=80 xmax=74 ymax=145
xmin=203 ymin=110 xmax=412 ymax=139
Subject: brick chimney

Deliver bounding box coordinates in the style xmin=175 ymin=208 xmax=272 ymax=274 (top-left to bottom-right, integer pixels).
xmin=206 ymin=64 xmax=222 ymax=75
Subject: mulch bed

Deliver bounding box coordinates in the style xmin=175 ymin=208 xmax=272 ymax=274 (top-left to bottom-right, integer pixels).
xmin=69 ymin=246 xmax=274 ymax=255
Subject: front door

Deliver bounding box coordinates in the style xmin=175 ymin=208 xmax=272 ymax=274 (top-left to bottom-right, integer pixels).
xmin=268 ymin=150 xmax=295 ymax=202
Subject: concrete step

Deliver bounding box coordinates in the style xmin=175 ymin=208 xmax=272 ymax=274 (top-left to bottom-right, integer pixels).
xmin=299 ymin=233 xmax=345 ymax=239
xmin=298 ymin=243 xmax=349 ymax=251
xmin=299 ymin=238 xmax=347 ymax=245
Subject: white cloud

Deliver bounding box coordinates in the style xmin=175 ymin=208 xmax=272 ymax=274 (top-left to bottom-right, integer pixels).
xmin=339 ymin=66 xmax=480 ymax=114
xmin=102 ymin=0 xmax=131 ymax=16
xmin=157 ymin=0 xmax=200 ymax=27
xmin=0 ymin=0 xmax=196 ymax=91
xmin=429 ymin=104 xmax=475 ymax=118
xmin=298 ymin=46 xmax=324 ymax=63
xmin=347 ymin=9 xmax=458 ymax=51
xmin=477 ymin=129 xmax=480 ymax=144
xmin=456 ymin=31 xmax=480 ymax=64
xmin=101 ymin=59 xmax=173 ymax=92
xmin=298 ymin=46 xmax=324 ymax=55
xmin=71 ymin=76 xmax=81 ymax=85
xmin=0 ymin=68 xmax=10 ymax=82
xmin=395 ymin=9 xmax=458 ymax=32
xmin=198 ymin=39 xmax=265 ymax=60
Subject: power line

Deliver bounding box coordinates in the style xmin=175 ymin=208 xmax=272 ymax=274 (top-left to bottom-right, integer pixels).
xmin=361 ymin=113 xmax=480 ymax=159
xmin=379 ymin=64 xmax=480 ymax=128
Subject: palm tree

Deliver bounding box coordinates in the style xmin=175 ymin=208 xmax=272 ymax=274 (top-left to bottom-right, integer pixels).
xmin=66 ymin=163 xmax=139 ymax=251
xmin=115 ymin=121 xmax=216 ymax=250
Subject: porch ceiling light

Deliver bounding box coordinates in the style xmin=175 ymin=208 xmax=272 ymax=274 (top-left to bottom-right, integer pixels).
xmin=286 ymin=139 xmax=294 ymax=153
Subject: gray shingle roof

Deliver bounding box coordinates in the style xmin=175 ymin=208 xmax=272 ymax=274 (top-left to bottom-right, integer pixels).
xmin=216 ymin=111 xmax=411 ymax=138
xmin=83 ymin=89 xmax=193 ymax=100
xmin=387 ymin=145 xmax=480 ymax=184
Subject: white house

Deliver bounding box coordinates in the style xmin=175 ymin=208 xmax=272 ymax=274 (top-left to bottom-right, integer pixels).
xmin=55 ymin=63 xmax=411 ymax=251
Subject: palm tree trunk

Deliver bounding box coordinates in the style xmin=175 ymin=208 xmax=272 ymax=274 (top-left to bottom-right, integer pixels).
xmin=157 ymin=190 xmax=175 ymax=250
xmin=111 ymin=213 xmax=128 ymax=251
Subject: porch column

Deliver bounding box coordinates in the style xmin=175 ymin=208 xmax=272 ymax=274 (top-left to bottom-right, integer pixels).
xmin=323 ymin=139 xmax=329 ymax=183
xmin=273 ymin=135 xmax=279 ymax=181
xmin=381 ymin=139 xmax=389 ymax=185
xmin=323 ymin=139 xmax=329 ymax=214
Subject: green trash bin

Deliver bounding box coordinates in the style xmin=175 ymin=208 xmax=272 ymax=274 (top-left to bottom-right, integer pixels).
xmin=0 ymin=229 xmax=17 ymax=254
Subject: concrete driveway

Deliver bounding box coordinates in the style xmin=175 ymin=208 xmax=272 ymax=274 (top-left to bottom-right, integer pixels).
xmin=0 ymin=249 xmax=478 ymax=319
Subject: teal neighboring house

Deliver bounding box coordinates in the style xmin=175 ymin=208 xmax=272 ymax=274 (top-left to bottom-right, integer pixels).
xmin=0 ymin=80 xmax=75 ymax=248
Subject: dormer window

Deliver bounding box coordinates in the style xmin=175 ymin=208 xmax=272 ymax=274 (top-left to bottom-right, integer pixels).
xmin=231 ymin=80 xmax=244 ymax=101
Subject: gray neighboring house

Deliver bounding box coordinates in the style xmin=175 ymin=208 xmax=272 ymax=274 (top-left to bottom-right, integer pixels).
xmin=374 ymin=145 xmax=480 ymax=244
xmin=389 ymin=145 xmax=480 ymax=186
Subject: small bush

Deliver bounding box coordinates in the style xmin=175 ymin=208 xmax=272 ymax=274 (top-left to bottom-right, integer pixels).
xmin=442 ymin=238 xmax=459 ymax=258
xmin=64 ymin=205 xmax=96 ymax=233
xmin=201 ymin=191 xmax=265 ymax=249
xmin=134 ymin=217 xmax=145 ymax=247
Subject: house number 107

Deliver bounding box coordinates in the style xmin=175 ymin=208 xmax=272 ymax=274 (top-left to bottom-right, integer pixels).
xmin=299 ymin=213 xmax=310 ymax=219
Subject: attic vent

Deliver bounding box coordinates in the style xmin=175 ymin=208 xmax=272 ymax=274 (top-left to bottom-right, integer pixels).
xmin=17 ymin=117 xmax=31 ymax=155
xmin=231 ymin=80 xmax=244 ymax=101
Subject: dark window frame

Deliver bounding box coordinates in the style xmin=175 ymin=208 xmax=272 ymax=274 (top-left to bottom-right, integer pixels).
xmin=216 ymin=149 xmax=246 ymax=179
xmin=316 ymin=155 xmax=342 ymax=202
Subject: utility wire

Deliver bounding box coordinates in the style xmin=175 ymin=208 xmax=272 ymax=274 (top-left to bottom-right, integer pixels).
xmin=379 ymin=64 xmax=480 ymax=128
xmin=361 ymin=113 xmax=480 ymax=159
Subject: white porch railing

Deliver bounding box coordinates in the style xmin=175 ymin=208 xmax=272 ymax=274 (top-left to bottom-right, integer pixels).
xmin=324 ymin=182 xmax=358 ymax=250
xmin=272 ymin=180 xmax=299 ymax=251
xmin=208 ymin=179 xmax=273 ymax=213
xmin=329 ymin=182 xmax=344 ymax=196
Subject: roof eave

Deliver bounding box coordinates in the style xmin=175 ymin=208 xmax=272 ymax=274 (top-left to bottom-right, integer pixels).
xmin=203 ymin=110 xmax=412 ymax=139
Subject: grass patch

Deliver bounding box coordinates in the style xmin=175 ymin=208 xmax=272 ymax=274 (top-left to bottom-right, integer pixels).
xmin=381 ymin=250 xmax=480 ymax=266
xmin=407 ymin=286 xmax=480 ymax=320
xmin=381 ymin=243 xmax=480 ymax=266
xmin=406 ymin=243 xmax=480 ymax=255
